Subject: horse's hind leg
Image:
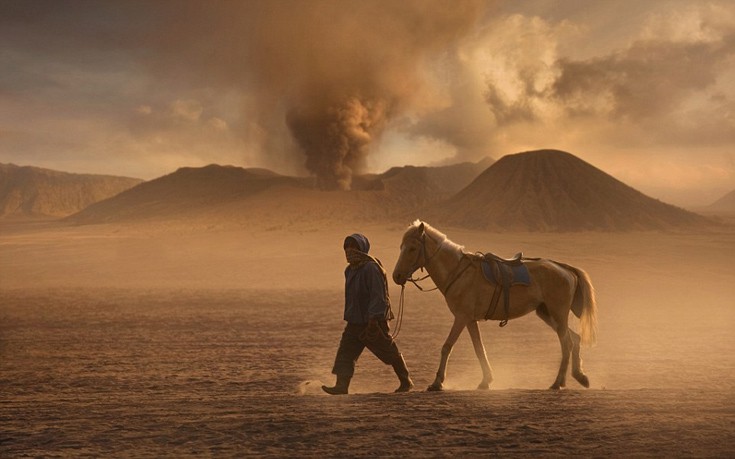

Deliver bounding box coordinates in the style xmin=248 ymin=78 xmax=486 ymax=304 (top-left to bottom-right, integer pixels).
xmin=536 ymin=304 xmax=573 ymax=390
xmin=466 ymin=320 xmax=493 ymax=390
xmin=569 ymin=330 xmax=590 ymax=387
xmin=541 ymin=305 xmax=590 ymax=388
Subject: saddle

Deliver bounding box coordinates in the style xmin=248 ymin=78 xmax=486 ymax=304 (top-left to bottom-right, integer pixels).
xmin=476 ymin=252 xmax=531 ymax=326
xmin=485 ymin=251 xmax=524 ymax=266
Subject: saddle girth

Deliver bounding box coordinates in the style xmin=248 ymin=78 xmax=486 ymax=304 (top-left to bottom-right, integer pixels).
xmin=481 ymin=252 xmax=529 ymax=327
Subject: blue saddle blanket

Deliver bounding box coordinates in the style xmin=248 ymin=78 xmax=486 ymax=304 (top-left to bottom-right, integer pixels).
xmin=481 ymin=260 xmax=530 ymax=286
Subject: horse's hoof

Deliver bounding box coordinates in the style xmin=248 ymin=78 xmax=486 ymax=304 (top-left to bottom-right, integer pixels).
xmin=426 ymin=383 xmax=443 ymax=392
xmin=573 ymin=373 xmax=590 ymax=388
xmin=549 ymin=383 xmax=562 ymax=390
xmin=477 ymin=382 xmax=490 ymax=390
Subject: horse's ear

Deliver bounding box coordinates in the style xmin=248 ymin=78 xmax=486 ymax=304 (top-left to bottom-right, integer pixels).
xmin=418 ymin=222 xmax=425 ymax=235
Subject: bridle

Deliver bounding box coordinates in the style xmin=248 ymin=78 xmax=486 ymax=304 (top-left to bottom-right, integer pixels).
xmin=392 ymin=230 xmax=443 ymax=339
xmin=400 ymin=227 xmax=474 ymax=295
xmin=401 ymin=230 xmax=445 ymax=292
xmin=393 ymin=226 xmax=470 ymax=339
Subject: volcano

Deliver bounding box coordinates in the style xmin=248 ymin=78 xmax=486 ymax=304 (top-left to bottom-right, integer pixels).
xmin=0 ymin=163 xmax=142 ymax=219
xmin=71 ymin=164 xmax=311 ymax=223
xmin=425 ymin=150 xmax=711 ymax=231
xmin=69 ymin=159 xmax=492 ymax=226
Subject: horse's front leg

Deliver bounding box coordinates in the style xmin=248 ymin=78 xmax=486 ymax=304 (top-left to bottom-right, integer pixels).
xmin=466 ymin=320 xmax=493 ymax=390
xmin=428 ymin=314 xmax=468 ymax=391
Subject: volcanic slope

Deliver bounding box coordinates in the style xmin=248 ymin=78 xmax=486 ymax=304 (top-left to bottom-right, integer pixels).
xmin=0 ymin=163 xmax=142 ymax=218
xmin=707 ymin=189 xmax=735 ymax=212
xmin=353 ymin=157 xmax=494 ymax=211
xmin=71 ymin=159 xmax=493 ymax=227
xmin=426 ymin=150 xmax=711 ymax=231
xmin=71 ymin=164 xmax=311 ymax=223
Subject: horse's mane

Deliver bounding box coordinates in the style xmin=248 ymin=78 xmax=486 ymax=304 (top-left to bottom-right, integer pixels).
xmin=406 ymin=220 xmax=465 ymax=255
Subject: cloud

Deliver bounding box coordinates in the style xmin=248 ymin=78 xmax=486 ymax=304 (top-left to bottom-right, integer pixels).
xmin=0 ymin=1 xmax=733 ymax=204
xmin=405 ymin=13 xmax=569 ymax=158
xmin=170 ymin=99 xmax=203 ymax=122
xmin=639 ymin=2 xmax=735 ymax=43
xmin=125 ymin=98 xmax=243 ymax=166
xmin=552 ymin=36 xmax=735 ymax=120
xmin=141 ymin=0 xmax=489 ymax=189
xmin=397 ymin=5 xmax=735 ymax=205
xmin=435 ymin=4 xmax=735 ymax=156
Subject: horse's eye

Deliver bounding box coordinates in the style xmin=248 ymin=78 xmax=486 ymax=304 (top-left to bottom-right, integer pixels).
xmin=408 ymin=247 xmax=416 ymax=252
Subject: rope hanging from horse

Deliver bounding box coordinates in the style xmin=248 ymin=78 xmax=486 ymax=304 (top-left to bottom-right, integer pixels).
xmin=390 ymin=284 xmax=406 ymax=339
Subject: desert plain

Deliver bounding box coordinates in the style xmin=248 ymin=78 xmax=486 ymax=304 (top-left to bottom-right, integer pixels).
xmin=1 ymin=217 xmax=734 ymax=457
xmin=3 ymin=0 xmax=735 ymax=455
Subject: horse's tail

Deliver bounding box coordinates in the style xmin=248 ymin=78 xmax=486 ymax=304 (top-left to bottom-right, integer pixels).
xmin=555 ymin=262 xmax=598 ymax=346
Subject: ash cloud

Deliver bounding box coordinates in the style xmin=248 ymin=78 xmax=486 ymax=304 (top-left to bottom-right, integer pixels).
xmin=3 ymin=0 xmax=733 ymax=202
xmin=147 ymin=0 xmax=486 ymax=189
xmin=286 ymin=97 xmax=391 ymax=190
xmin=552 ymin=35 xmax=735 ymax=122
xmin=473 ymin=11 xmax=735 ymax=145
xmin=408 ymin=7 xmax=735 ymax=163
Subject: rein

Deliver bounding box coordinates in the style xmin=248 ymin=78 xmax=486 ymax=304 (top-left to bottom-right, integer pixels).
xmin=404 ymin=231 xmax=470 ymax=295
xmin=391 ymin=284 xmax=406 ymax=339
xmin=390 ymin=231 xmax=440 ymax=339
xmin=393 ymin=245 xmax=437 ymax=337
xmin=393 ymin=226 xmax=472 ymax=338
xmin=403 ymin=232 xmax=443 ymax=292
xmin=407 ymin=272 xmax=436 ymax=291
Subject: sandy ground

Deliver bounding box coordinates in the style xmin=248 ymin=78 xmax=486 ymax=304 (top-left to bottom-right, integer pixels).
xmin=1 ymin=220 xmax=734 ymax=456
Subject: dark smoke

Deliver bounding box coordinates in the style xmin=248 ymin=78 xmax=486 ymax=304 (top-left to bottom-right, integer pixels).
xmin=147 ymin=0 xmax=486 ymax=189
xmin=286 ymin=97 xmax=391 ymax=190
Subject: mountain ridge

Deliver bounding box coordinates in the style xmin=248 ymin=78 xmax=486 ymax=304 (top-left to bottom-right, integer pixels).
xmin=70 ymin=159 xmax=493 ymax=225
xmin=0 ymin=163 xmax=142 ymax=218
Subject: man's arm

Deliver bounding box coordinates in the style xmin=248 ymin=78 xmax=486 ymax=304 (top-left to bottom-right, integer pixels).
xmin=366 ymin=263 xmax=390 ymax=321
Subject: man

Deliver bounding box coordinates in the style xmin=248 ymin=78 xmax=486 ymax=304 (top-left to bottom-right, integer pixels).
xmin=322 ymin=233 xmax=414 ymax=395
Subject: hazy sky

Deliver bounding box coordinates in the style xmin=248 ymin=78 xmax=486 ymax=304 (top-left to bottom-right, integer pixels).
xmin=1 ymin=1 xmax=733 ymax=203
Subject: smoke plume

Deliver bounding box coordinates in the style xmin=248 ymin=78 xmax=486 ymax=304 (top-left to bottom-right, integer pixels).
xmin=287 ymin=97 xmax=391 ymax=190
xmin=147 ymin=0 xmax=485 ymax=189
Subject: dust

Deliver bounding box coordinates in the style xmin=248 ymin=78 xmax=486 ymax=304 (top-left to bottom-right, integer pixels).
xmin=1 ymin=222 xmax=734 ymax=456
xmin=296 ymin=380 xmax=327 ymax=396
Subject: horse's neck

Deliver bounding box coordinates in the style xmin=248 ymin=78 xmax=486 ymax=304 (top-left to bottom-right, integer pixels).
xmin=424 ymin=229 xmax=462 ymax=290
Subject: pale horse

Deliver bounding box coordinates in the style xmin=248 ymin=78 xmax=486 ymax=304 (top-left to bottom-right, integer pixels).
xmin=392 ymin=221 xmax=597 ymax=391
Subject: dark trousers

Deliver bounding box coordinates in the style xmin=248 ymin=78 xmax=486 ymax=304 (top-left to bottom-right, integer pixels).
xmin=331 ymin=321 xmax=402 ymax=377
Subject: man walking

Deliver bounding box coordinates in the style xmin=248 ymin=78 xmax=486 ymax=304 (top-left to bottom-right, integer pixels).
xmin=322 ymin=233 xmax=414 ymax=395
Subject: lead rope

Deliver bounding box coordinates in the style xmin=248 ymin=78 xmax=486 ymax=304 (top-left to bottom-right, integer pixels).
xmin=390 ymin=284 xmax=406 ymax=339
xmin=390 ymin=233 xmax=449 ymax=338
xmin=391 ymin=269 xmax=437 ymax=339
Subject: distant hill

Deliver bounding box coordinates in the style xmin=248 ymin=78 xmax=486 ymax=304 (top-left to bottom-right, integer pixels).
xmin=424 ymin=150 xmax=712 ymax=231
xmin=352 ymin=157 xmax=494 ymax=211
xmin=71 ymin=164 xmax=311 ymax=223
xmin=707 ymin=189 xmax=735 ymax=212
xmin=0 ymin=163 xmax=142 ymax=218
xmin=70 ymin=159 xmax=493 ymax=226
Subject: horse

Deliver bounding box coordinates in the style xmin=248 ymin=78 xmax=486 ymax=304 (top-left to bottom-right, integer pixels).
xmin=392 ymin=220 xmax=597 ymax=391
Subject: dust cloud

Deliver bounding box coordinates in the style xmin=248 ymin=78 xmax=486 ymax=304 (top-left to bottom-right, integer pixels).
xmin=1 ymin=219 xmax=734 ymax=455
xmin=149 ymin=0 xmax=486 ymax=189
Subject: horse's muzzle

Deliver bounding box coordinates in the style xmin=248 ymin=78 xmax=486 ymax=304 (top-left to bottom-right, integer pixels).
xmin=392 ymin=272 xmax=406 ymax=286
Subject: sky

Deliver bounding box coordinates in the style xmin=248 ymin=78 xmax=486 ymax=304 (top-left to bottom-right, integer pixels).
xmin=1 ymin=0 xmax=733 ymax=205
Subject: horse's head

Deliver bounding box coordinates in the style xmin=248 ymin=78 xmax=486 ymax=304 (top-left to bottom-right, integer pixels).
xmin=392 ymin=220 xmax=427 ymax=286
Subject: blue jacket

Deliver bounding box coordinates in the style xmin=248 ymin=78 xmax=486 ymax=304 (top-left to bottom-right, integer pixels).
xmin=343 ymin=233 xmax=391 ymax=325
